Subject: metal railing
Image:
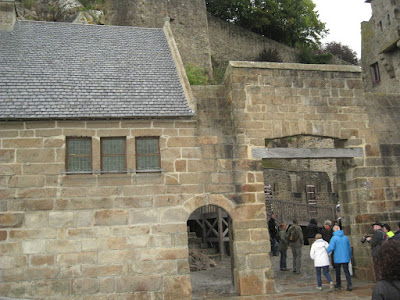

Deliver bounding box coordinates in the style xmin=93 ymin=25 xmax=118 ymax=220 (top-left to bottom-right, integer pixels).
xmin=266 ymin=199 xmax=336 ymax=226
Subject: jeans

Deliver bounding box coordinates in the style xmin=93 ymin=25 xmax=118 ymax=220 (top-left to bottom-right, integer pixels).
xmin=335 ymin=263 xmax=352 ymax=287
xmin=316 ymin=266 xmax=332 ymax=287
xmin=291 ymin=246 xmax=302 ymax=272
xmin=271 ymin=238 xmax=278 ymax=256
xmin=280 ymin=250 xmax=287 ymax=269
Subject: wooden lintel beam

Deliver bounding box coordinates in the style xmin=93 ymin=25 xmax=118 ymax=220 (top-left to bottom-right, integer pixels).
xmin=252 ymin=147 xmax=364 ymax=159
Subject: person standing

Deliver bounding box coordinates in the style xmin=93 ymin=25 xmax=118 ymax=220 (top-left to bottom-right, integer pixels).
xmin=372 ymin=240 xmax=400 ymax=300
xmin=310 ymin=233 xmax=334 ymax=291
xmin=382 ymin=224 xmax=394 ymax=239
xmin=366 ymin=222 xmax=387 ymax=281
xmin=268 ymin=214 xmax=278 ymax=256
xmin=321 ymin=220 xmax=333 ymax=242
xmin=305 ymin=218 xmax=319 ymax=247
xmin=287 ymin=219 xmax=303 ymax=274
xmin=277 ymin=223 xmax=289 ymax=271
xmin=327 ymin=225 xmax=352 ymax=291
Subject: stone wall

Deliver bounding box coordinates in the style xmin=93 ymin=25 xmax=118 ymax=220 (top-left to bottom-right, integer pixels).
xmin=105 ymin=0 xmax=213 ymax=71
xmin=361 ymin=0 xmax=400 ymax=93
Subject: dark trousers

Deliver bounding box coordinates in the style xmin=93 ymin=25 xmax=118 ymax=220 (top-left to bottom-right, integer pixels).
xmin=280 ymin=250 xmax=287 ymax=270
xmin=271 ymin=238 xmax=278 ymax=256
xmin=335 ymin=263 xmax=352 ymax=288
xmin=373 ymin=256 xmax=381 ymax=281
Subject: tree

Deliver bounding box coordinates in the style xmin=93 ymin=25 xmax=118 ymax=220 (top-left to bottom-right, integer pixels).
xmin=323 ymin=42 xmax=358 ymax=65
xmin=206 ymin=0 xmax=328 ymax=48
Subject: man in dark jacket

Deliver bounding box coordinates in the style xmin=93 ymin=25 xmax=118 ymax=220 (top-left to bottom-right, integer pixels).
xmin=393 ymin=222 xmax=400 ymax=241
xmin=366 ymin=222 xmax=387 ymax=281
xmin=327 ymin=225 xmax=352 ymax=291
xmin=305 ymin=218 xmax=319 ymax=247
xmin=288 ymin=219 xmax=303 ymax=274
xmin=268 ymin=214 xmax=278 ymax=256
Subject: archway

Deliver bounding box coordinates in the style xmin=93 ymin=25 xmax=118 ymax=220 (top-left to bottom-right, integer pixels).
xmin=187 ymin=204 xmax=236 ymax=297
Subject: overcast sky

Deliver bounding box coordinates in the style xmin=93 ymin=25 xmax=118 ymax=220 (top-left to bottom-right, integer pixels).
xmin=313 ymin=0 xmax=372 ymax=58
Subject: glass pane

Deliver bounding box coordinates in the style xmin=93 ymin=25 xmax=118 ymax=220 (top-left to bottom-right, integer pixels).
xmin=137 ymin=139 xmax=158 ymax=154
xmin=68 ymin=156 xmax=91 ymax=172
xmin=137 ymin=155 xmax=159 ymax=170
xmin=102 ymin=139 xmax=125 ymax=155
xmin=69 ymin=139 xmax=91 ymax=155
xmin=102 ymin=156 xmax=125 ymax=172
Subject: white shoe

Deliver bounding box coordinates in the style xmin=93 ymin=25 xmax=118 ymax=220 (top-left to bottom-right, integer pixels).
xmin=316 ymin=286 xmax=322 ymax=291
xmin=329 ymin=282 xmax=335 ymax=291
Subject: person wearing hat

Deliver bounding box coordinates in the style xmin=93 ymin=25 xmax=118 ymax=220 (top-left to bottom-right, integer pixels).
xmin=366 ymin=222 xmax=387 ymax=281
xmin=382 ymin=224 xmax=394 ymax=239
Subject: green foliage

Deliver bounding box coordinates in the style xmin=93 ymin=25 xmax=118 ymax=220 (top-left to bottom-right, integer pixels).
xmin=206 ymin=0 xmax=328 ymax=49
xmin=79 ymin=0 xmax=105 ymax=10
xmin=323 ymin=42 xmax=359 ymax=65
xmin=257 ymin=48 xmax=282 ymax=62
xmin=21 ymin=0 xmax=35 ymax=10
xmin=186 ymin=65 xmax=209 ymax=85
xmin=298 ymin=47 xmax=332 ymax=64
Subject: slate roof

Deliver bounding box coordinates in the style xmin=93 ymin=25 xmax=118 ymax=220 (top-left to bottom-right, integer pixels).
xmin=0 ymin=21 xmax=194 ymax=120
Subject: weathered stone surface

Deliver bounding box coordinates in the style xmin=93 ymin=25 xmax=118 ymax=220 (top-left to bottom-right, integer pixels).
xmin=46 ymin=240 xmax=81 ymax=253
xmin=163 ymin=275 xmax=192 ymax=300
xmin=49 ymin=212 xmax=74 ymax=228
xmin=57 ymin=252 xmax=97 ymax=265
xmin=0 ymin=213 xmax=24 ymax=228
xmin=95 ymin=210 xmax=128 ymax=226
xmin=116 ymin=275 xmax=162 ymax=293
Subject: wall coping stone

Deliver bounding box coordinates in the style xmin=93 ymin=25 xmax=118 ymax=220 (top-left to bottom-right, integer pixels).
xmin=229 ymin=61 xmax=362 ymax=73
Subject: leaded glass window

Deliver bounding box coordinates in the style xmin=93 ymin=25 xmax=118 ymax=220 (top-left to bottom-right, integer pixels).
xmin=101 ymin=137 xmax=126 ymax=172
xmin=66 ymin=137 xmax=92 ymax=173
xmin=136 ymin=137 xmax=160 ymax=171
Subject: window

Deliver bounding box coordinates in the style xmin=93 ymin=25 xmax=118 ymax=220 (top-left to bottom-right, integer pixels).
xmin=136 ymin=137 xmax=160 ymax=171
xmin=387 ymin=14 xmax=391 ymax=26
xmin=101 ymin=137 xmax=126 ymax=172
xmin=370 ymin=62 xmax=381 ymax=84
xmin=378 ymin=20 xmax=383 ymax=32
xmin=66 ymin=137 xmax=92 ymax=173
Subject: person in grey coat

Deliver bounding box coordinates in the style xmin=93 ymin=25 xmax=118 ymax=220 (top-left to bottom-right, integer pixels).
xmin=287 ymin=219 xmax=303 ymax=274
xmin=277 ymin=223 xmax=289 ymax=271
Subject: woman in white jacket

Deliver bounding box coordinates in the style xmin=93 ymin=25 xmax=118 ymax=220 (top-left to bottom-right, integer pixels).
xmin=310 ymin=233 xmax=334 ymax=291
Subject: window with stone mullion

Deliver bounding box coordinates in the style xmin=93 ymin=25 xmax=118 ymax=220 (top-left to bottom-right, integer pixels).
xmin=136 ymin=137 xmax=160 ymax=171
xmin=101 ymin=137 xmax=126 ymax=172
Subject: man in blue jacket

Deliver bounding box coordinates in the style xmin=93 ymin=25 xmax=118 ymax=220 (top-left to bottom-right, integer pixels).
xmin=327 ymin=225 xmax=352 ymax=291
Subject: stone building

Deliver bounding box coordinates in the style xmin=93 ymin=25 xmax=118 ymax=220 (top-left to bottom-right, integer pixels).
xmin=362 ymin=0 xmax=400 ymax=92
xmin=1 ymin=0 xmax=400 ymax=299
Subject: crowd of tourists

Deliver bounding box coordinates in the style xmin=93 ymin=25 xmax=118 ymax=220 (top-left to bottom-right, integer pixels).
xmin=268 ymin=215 xmax=400 ymax=298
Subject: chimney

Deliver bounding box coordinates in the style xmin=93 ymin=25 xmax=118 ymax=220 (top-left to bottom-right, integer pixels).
xmin=0 ymin=0 xmax=16 ymax=32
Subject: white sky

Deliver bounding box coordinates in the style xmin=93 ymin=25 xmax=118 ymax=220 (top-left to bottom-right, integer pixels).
xmin=313 ymin=0 xmax=372 ymax=58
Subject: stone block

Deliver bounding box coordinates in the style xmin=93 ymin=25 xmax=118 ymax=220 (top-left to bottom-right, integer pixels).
xmin=30 ymin=255 xmax=55 ymax=267
xmin=160 ymin=207 xmax=187 ymax=223
xmin=237 ymin=271 xmax=265 ymax=296
xmin=132 ymin=260 xmax=175 ymax=275
xmin=116 ymin=275 xmax=162 ymax=293
xmin=23 ymin=163 xmax=64 ymax=175
xmin=83 ymin=265 xmax=124 ymax=277
xmin=60 ymin=265 xmax=82 ymax=279
xmin=86 ymin=120 xmax=120 ymax=128
xmin=49 ymin=212 xmax=74 ymax=228
xmin=167 ymin=137 xmax=197 ymax=147
xmin=18 ymin=188 xmax=57 ymax=199
xmin=98 ymin=175 xmax=132 ymax=186
xmin=0 ymin=165 xmax=21 ymax=176
xmin=129 ymin=209 xmax=158 ymax=225
xmin=0 ymin=130 xmax=18 ymax=138
xmin=154 ymin=195 xmax=180 ymax=207
xmin=8 ymin=175 xmax=44 ymax=188
xmin=44 ymin=138 xmax=64 ymax=148
xmin=248 ymin=253 xmax=271 ymax=269
xmin=127 ymin=235 xmax=149 ymax=248
xmin=72 ymin=278 xmax=100 ymax=295
xmin=98 ymin=249 xmax=140 ymax=264
xmin=68 ymin=227 xmax=110 ymax=239
xmin=61 ymin=175 xmax=97 ymax=187
xmin=34 ymin=279 xmax=71 ymax=297
xmin=99 ymin=277 xmax=115 ymax=293
xmin=0 ymin=230 xmax=7 ymax=241
xmin=25 ymin=211 xmax=48 ymax=228
xmin=9 ymin=228 xmax=57 ymax=240
xmin=57 ymin=252 xmax=97 ymax=266
xmin=0 ymin=255 xmax=27 ymax=269
xmin=0 ymin=149 xmax=14 ymax=163
xmin=175 ymin=159 xmax=187 ymax=172
xmin=0 ymin=282 xmax=34 ymax=298
xmin=22 ymin=240 xmax=46 ymax=254
xmin=148 ymin=235 xmax=171 ymax=248
xmin=69 ymin=198 xmax=114 ymax=210
xmin=8 ymin=199 xmax=53 ymax=211
xmin=107 ymin=237 xmax=127 ymax=249
xmin=115 ymin=196 xmax=153 ymax=209
xmin=141 ymin=248 xmax=188 ymax=261
xmin=82 ymin=238 xmax=106 ymax=251
xmin=235 ymin=241 xmax=268 ymax=255
xmin=3 ymin=138 xmax=43 ymax=148
xmin=182 ymin=148 xmax=201 ymax=159
xmin=75 ymin=211 xmax=94 ymax=227
xmin=46 ymin=240 xmax=81 ymax=253
xmin=35 ymin=129 xmax=62 ymax=137
xmin=112 ymin=225 xmax=150 ymax=236
xmin=163 ymin=275 xmax=192 ymax=300
xmin=95 ymin=210 xmax=128 ymax=226
xmin=0 ymin=213 xmax=24 ymax=228
xmin=63 ymin=129 xmax=95 ymax=136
